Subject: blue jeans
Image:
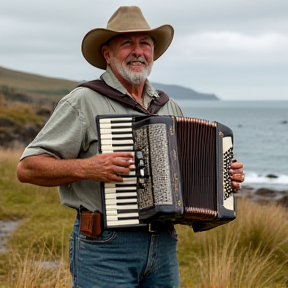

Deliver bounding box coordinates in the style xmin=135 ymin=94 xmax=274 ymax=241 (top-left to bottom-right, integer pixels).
xmin=69 ymin=216 xmax=180 ymax=288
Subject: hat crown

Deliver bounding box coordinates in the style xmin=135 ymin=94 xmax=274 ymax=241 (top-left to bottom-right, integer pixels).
xmin=107 ymin=6 xmax=151 ymax=32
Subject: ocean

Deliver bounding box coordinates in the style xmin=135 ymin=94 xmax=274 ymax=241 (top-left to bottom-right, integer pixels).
xmin=176 ymin=100 xmax=288 ymax=191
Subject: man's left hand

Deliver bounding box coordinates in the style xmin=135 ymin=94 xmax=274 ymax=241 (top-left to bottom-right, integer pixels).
xmin=230 ymin=160 xmax=245 ymax=193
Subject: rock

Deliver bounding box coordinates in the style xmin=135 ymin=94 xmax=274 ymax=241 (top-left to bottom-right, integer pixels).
xmin=266 ymin=174 xmax=278 ymax=179
xmin=255 ymin=188 xmax=278 ymax=197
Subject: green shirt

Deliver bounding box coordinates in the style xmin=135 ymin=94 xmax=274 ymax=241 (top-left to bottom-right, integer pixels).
xmin=20 ymin=68 xmax=183 ymax=211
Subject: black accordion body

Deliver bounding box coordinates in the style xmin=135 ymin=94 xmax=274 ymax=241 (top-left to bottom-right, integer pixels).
xmin=96 ymin=114 xmax=236 ymax=232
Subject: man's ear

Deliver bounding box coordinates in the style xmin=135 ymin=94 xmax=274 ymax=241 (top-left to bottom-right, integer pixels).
xmin=101 ymin=45 xmax=110 ymax=64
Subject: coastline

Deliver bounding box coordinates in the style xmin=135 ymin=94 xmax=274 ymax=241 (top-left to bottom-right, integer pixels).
xmin=238 ymin=185 xmax=288 ymax=208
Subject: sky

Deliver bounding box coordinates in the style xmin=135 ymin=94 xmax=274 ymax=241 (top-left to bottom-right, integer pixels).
xmin=0 ymin=0 xmax=287 ymax=101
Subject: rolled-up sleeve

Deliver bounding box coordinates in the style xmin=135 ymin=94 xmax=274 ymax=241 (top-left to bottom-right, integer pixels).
xmin=20 ymin=95 xmax=88 ymax=160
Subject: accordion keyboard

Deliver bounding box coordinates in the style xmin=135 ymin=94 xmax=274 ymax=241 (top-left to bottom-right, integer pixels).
xmin=98 ymin=117 xmax=140 ymax=227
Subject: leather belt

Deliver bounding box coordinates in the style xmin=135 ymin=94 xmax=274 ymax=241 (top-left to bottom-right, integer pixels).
xmin=79 ymin=210 xmax=173 ymax=238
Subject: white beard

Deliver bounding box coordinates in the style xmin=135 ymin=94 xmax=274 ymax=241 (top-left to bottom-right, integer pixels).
xmin=113 ymin=57 xmax=152 ymax=85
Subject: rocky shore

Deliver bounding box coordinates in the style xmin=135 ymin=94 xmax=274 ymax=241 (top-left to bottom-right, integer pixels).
xmin=238 ymin=185 xmax=288 ymax=208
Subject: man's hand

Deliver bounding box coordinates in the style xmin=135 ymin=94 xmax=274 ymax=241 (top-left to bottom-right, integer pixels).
xmin=230 ymin=160 xmax=245 ymax=193
xmin=79 ymin=152 xmax=134 ymax=183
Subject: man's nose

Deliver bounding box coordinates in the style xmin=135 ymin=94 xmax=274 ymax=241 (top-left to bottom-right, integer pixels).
xmin=131 ymin=43 xmax=144 ymax=56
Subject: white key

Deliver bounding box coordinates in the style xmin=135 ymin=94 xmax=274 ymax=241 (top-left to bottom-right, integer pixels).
xmin=99 ymin=117 xmax=133 ymax=124
xmin=100 ymin=128 xmax=132 ymax=134
xmin=102 ymin=145 xmax=134 ymax=152
xmin=105 ymin=198 xmax=137 ymax=205
xmin=101 ymin=133 xmax=133 ymax=139
xmin=101 ymin=139 xmax=134 ymax=145
xmin=105 ymin=192 xmax=137 ymax=199
xmin=106 ymin=213 xmax=139 ymax=220
xmin=107 ymin=219 xmax=139 ymax=226
xmin=106 ymin=204 xmax=138 ymax=210
xmin=105 ymin=187 xmax=136 ymax=193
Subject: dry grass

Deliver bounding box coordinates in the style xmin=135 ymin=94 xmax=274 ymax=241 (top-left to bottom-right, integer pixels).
xmin=6 ymin=241 xmax=72 ymax=288
xmin=1 ymin=148 xmax=288 ymax=287
xmin=0 ymin=148 xmax=75 ymax=286
xmin=177 ymin=198 xmax=288 ymax=288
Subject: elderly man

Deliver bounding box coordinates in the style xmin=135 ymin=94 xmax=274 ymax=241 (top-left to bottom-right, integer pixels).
xmin=17 ymin=6 xmax=245 ymax=288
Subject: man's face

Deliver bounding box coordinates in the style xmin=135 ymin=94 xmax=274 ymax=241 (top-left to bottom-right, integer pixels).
xmin=102 ymin=33 xmax=154 ymax=86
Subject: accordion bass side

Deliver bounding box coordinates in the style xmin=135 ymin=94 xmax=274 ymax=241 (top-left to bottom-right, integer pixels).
xmin=96 ymin=114 xmax=236 ymax=232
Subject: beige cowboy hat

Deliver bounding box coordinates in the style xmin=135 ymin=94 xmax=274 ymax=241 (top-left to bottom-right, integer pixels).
xmin=81 ymin=6 xmax=174 ymax=69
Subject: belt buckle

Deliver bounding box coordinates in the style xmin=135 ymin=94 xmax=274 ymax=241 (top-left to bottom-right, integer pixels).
xmin=148 ymin=223 xmax=158 ymax=233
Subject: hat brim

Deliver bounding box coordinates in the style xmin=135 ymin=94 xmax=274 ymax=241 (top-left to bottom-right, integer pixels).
xmin=81 ymin=25 xmax=174 ymax=70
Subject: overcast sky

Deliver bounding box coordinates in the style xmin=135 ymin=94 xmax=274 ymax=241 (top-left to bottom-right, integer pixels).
xmin=1 ymin=0 xmax=287 ymax=100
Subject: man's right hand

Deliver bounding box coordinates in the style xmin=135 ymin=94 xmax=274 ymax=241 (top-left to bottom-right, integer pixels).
xmin=79 ymin=152 xmax=134 ymax=182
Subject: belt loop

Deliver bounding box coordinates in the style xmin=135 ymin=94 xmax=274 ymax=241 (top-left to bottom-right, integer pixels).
xmin=148 ymin=223 xmax=157 ymax=233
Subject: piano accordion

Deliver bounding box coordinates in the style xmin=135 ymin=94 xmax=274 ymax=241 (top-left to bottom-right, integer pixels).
xmin=96 ymin=114 xmax=236 ymax=232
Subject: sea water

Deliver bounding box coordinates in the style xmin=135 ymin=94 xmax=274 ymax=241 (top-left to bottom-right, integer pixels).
xmin=176 ymin=100 xmax=288 ymax=191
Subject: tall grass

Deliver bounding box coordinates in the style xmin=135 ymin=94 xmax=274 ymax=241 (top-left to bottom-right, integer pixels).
xmin=1 ymin=148 xmax=288 ymax=287
xmin=177 ymin=198 xmax=288 ymax=288
xmin=6 ymin=241 xmax=71 ymax=288
xmin=0 ymin=148 xmax=74 ymax=286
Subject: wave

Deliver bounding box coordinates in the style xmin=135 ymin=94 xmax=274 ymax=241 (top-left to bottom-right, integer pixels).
xmin=243 ymin=171 xmax=288 ymax=190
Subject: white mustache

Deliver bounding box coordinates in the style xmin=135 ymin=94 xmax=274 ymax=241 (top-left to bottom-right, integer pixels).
xmin=126 ymin=56 xmax=146 ymax=64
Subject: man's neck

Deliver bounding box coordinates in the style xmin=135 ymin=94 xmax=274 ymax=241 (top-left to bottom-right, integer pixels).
xmin=119 ymin=79 xmax=146 ymax=104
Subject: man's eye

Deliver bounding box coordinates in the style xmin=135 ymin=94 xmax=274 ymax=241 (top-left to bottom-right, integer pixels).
xmin=122 ymin=40 xmax=131 ymax=45
xmin=142 ymin=41 xmax=153 ymax=47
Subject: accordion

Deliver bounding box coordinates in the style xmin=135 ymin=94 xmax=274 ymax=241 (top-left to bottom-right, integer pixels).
xmin=96 ymin=114 xmax=236 ymax=232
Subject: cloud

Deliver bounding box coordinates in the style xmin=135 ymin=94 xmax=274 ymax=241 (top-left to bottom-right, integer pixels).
xmin=0 ymin=0 xmax=287 ymax=100
xmin=188 ymin=32 xmax=288 ymax=52
xmin=173 ymin=32 xmax=288 ymax=65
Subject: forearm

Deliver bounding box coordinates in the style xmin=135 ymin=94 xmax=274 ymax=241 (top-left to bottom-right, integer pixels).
xmin=17 ymin=154 xmax=85 ymax=187
xmin=17 ymin=152 xmax=134 ymax=187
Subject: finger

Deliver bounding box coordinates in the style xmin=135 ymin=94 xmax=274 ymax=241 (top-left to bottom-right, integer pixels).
xmin=101 ymin=172 xmax=124 ymax=183
xmin=230 ymin=161 xmax=244 ymax=169
xmin=113 ymin=165 xmax=132 ymax=176
xmin=231 ymin=173 xmax=245 ymax=183
xmin=114 ymin=157 xmax=134 ymax=167
xmin=230 ymin=168 xmax=243 ymax=175
xmin=231 ymin=181 xmax=241 ymax=193
xmin=112 ymin=152 xmax=134 ymax=160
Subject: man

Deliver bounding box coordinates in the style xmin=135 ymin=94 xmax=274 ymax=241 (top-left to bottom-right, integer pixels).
xmin=17 ymin=6 xmax=245 ymax=288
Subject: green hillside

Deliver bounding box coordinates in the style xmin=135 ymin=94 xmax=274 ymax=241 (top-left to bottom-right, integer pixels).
xmin=0 ymin=65 xmax=79 ymax=103
xmin=0 ymin=66 xmax=81 ymax=147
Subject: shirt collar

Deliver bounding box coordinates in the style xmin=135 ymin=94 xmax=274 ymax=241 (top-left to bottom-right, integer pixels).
xmin=100 ymin=66 xmax=159 ymax=99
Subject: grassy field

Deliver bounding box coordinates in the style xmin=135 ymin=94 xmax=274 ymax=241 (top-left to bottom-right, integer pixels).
xmin=1 ymin=148 xmax=288 ymax=287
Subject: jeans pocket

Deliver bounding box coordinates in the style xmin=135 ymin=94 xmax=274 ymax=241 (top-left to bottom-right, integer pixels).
xmin=167 ymin=228 xmax=178 ymax=241
xmin=79 ymin=230 xmax=117 ymax=244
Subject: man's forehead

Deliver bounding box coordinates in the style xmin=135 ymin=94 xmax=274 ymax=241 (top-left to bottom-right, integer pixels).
xmin=112 ymin=33 xmax=154 ymax=42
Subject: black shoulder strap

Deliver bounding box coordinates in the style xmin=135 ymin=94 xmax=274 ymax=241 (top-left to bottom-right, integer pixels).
xmin=78 ymin=79 xmax=170 ymax=115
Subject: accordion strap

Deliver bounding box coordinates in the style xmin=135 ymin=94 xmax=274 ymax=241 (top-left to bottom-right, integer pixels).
xmin=78 ymin=79 xmax=170 ymax=115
